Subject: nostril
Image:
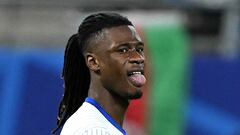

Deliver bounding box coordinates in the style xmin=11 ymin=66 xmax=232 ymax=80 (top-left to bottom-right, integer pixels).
xmin=128 ymin=51 xmax=145 ymax=64
xmin=129 ymin=56 xmax=144 ymax=64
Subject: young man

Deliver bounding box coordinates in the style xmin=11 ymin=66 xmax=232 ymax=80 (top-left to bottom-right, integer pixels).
xmin=53 ymin=12 xmax=146 ymax=135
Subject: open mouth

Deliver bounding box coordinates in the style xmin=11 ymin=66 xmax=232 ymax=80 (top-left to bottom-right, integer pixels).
xmin=127 ymin=70 xmax=146 ymax=87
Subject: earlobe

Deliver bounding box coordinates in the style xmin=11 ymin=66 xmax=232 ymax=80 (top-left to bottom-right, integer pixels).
xmin=86 ymin=53 xmax=100 ymax=72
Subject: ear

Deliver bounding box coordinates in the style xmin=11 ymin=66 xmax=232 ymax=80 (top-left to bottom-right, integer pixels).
xmin=85 ymin=53 xmax=100 ymax=72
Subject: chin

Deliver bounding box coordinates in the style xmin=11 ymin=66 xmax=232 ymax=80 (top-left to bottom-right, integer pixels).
xmin=126 ymin=90 xmax=143 ymax=99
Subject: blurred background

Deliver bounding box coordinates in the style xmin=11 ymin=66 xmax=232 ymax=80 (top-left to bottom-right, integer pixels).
xmin=0 ymin=0 xmax=240 ymax=135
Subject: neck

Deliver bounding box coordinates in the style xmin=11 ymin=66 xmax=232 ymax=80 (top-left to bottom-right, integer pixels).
xmin=88 ymin=79 xmax=129 ymax=127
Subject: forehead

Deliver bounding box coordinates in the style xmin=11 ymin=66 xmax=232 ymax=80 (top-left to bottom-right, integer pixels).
xmin=104 ymin=25 xmax=142 ymax=45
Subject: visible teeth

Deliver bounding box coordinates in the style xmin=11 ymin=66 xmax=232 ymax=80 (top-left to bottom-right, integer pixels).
xmin=132 ymin=72 xmax=141 ymax=75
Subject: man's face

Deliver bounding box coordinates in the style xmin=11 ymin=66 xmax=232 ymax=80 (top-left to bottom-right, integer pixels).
xmin=95 ymin=25 xmax=146 ymax=99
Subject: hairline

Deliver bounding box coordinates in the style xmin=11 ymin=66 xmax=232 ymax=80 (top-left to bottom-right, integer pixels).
xmin=83 ymin=24 xmax=134 ymax=54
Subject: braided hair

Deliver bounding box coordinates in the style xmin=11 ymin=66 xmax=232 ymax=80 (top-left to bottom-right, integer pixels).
xmin=52 ymin=12 xmax=133 ymax=134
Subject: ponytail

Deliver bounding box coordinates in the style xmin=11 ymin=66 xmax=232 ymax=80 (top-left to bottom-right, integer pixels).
xmin=52 ymin=34 xmax=90 ymax=134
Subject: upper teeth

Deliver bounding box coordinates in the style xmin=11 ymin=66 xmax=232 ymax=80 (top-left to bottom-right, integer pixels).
xmin=132 ymin=72 xmax=141 ymax=75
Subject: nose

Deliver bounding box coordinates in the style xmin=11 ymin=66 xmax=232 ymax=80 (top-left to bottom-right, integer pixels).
xmin=128 ymin=50 xmax=145 ymax=64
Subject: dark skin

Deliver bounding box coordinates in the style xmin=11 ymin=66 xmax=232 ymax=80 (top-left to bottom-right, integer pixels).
xmin=84 ymin=25 xmax=146 ymax=127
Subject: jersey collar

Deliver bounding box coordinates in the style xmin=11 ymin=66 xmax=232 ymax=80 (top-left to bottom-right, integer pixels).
xmin=85 ymin=97 xmax=127 ymax=135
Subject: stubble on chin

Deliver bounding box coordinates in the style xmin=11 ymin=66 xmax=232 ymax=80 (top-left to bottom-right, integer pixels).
xmin=126 ymin=90 xmax=143 ymax=100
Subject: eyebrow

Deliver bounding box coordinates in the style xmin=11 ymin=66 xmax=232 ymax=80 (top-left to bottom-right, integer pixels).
xmin=117 ymin=41 xmax=144 ymax=47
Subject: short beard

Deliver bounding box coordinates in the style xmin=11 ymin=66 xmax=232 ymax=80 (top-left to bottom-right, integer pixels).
xmin=126 ymin=90 xmax=143 ymax=99
xmin=108 ymin=88 xmax=143 ymax=101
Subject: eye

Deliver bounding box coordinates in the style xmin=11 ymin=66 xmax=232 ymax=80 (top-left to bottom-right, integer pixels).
xmin=136 ymin=47 xmax=144 ymax=53
xmin=118 ymin=48 xmax=129 ymax=53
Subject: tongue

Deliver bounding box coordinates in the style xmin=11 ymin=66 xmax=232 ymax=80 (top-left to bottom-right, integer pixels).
xmin=128 ymin=74 xmax=146 ymax=87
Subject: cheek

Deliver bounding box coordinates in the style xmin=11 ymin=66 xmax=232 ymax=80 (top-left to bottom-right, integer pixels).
xmin=104 ymin=60 xmax=125 ymax=79
xmin=101 ymin=54 xmax=126 ymax=73
xmin=100 ymin=56 xmax=127 ymax=86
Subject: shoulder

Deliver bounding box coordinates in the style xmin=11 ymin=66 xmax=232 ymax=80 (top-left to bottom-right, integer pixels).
xmin=60 ymin=101 xmax=125 ymax=135
xmin=60 ymin=102 xmax=109 ymax=135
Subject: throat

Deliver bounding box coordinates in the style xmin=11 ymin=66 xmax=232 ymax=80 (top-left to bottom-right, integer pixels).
xmin=88 ymin=77 xmax=129 ymax=127
xmin=89 ymin=90 xmax=129 ymax=127
xmin=101 ymin=96 xmax=129 ymax=126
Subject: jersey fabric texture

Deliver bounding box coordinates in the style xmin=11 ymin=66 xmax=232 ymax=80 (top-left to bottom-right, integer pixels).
xmin=60 ymin=97 xmax=127 ymax=135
